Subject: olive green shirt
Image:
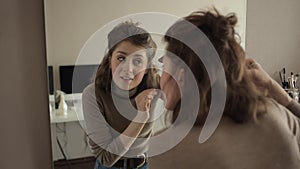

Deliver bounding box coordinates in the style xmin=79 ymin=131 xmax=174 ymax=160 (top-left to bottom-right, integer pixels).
xmin=82 ymin=83 xmax=170 ymax=167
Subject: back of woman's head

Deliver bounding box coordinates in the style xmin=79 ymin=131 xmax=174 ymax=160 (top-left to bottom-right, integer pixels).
xmin=95 ymin=21 xmax=158 ymax=91
xmin=164 ymin=8 xmax=266 ymax=124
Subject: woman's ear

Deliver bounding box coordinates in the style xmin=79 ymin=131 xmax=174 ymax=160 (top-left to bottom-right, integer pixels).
xmin=178 ymin=68 xmax=185 ymax=88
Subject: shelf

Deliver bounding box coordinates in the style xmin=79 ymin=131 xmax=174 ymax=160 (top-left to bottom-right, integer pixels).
xmin=50 ymin=108 xmax=84 ymax=123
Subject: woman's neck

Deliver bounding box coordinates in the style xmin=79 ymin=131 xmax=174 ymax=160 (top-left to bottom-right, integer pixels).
xmin=111 ymin=81 xmax=138 ymax=98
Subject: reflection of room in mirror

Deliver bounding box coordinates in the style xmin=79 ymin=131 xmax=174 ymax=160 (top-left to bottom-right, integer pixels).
xmin=44 ymin=0 xmax=247 ymax=168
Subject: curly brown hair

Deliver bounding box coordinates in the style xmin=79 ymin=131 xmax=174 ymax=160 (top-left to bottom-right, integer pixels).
xmin=164 ymin=8 xmax=267 ymax=124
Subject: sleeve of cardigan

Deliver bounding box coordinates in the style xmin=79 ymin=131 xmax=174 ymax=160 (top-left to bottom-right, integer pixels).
xmin=274 ymin=100 xmax=300 ymax=151
xmin=286 ymin=100 xmax=300 ymax=118
xmin=82 ymin=84 xmax=134 ymax=167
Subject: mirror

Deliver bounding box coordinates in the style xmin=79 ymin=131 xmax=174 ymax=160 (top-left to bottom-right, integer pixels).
xmin=44 ymin=0 xmax=247 ymax=168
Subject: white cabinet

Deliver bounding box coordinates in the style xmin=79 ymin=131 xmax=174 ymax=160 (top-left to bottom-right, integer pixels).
xmin=49 ymin=94 xmax=92 ymax=161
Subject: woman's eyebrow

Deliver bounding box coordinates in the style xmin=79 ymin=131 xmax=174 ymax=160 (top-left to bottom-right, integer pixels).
xmin=116 ymin=51 xmax=127 ymax=55
xmin=132 ymin=54 xmax=145 ymax=58
xmin=116 ymin=51 xmax=145 ymax=58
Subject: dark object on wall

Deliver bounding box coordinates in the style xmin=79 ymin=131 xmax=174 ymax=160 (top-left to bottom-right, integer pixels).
xmin=48 ymin=66 xmax=54 ymax=95
xmin=59 ymin=64 xmax=98 ymax=94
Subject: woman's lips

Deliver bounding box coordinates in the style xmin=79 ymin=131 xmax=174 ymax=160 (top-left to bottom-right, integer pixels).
xmin=120 ymin=76 xmax=133 ymax=83
xmin=120 ymin=76 xmax=133 ymax=80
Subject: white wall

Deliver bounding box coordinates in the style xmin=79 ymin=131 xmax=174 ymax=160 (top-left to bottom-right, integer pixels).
xmin=246 ymin=0 xmax=300 ymax=86
xmin=44 ymin=0 xmax=247 ymax=91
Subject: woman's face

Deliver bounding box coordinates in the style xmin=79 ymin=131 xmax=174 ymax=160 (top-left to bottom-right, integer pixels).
xmin=160 ymin=55 xmax=175 ymax=89
xmin=110 ymin=41 xmax=148 ymax=90
xmin=159 ymin=55 xmax=181 ymax=110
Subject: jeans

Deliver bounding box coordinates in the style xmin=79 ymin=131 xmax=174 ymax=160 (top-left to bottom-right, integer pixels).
xmin=94 ymin=159 xmax=148 ymax=169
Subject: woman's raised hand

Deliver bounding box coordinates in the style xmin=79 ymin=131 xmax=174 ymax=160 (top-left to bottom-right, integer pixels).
xmin=245 ymin=58 xmax=292 ymax=106
xmin=135 ymin=89 xmax=158 ymax=113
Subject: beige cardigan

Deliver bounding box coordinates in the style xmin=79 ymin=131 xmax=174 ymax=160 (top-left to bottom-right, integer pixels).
xmin=149 ymin=99 xmax=300 ymax=169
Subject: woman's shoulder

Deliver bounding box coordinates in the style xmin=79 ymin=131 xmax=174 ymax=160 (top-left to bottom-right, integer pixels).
xmin=260 ymin=98 xmax=288 ymax=118
xmin=82 ymin=83 xmax=108 ymax=108
xmin=82 ymin=83 xmax=96 ymax=99
xmin=260 ymin=98 xmax=300 ymax=131
xmin=83 ymin=83 xmax=95 ymax=93
xmin=264 ymin=98 xmax=292 ymax=115
xmin=82 ymin=83 xmax=96 ymax=102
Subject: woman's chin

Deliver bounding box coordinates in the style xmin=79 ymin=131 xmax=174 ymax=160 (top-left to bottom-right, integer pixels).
xmin=115 ymin=83 xmax=132 ymax=91
xmin=113 ymin=79 xmax=140 ymax=91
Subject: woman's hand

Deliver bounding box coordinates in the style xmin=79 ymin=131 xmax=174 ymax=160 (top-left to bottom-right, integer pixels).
xmin=245 ymin=58 xmax=292 ymax=106
xmin=245 ymin=58 xmax=272 ymax=91
xmin=135 ymin=89 xmax=157 ymax=113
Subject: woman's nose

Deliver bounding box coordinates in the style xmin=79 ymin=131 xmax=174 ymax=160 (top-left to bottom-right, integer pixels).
xmin=122 ymin=59 xmax=133 ymax=73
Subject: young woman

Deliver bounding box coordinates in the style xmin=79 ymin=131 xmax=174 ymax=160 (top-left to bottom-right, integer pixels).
xmin=82 ymin=21 xmax=160 ymax=169
xmin=150 ymin=8 xmax=300 ymax=169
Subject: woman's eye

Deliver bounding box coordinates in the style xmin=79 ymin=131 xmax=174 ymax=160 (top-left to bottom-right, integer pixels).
xmin=133 ymin=59 xmax=143 ymax=66
xmin=117 ymin=56 xmax=125 ymax=62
